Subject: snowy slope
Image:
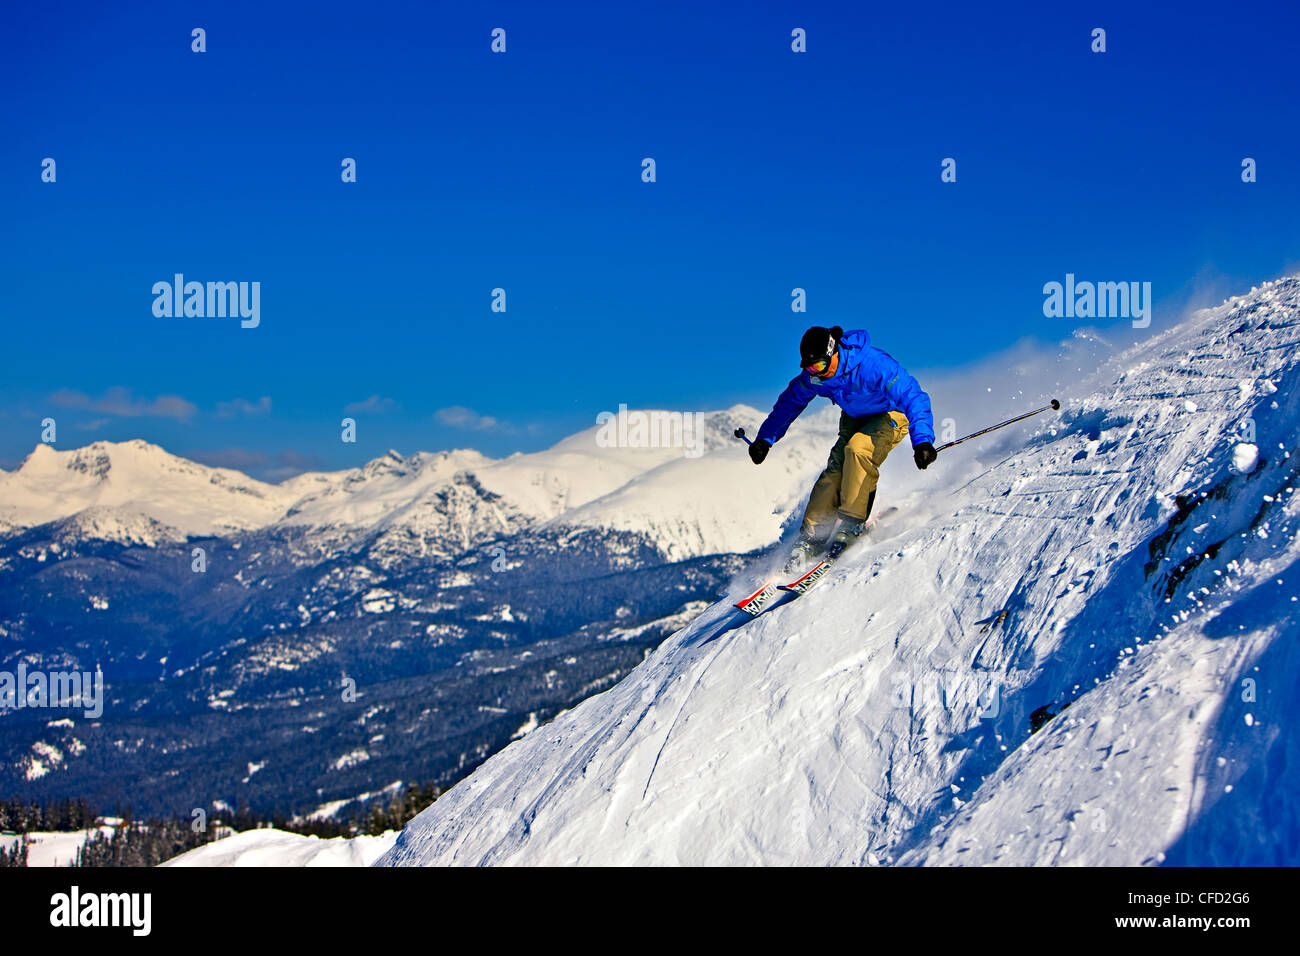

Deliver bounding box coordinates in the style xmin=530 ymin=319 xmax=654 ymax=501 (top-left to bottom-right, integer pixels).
xmin=159 ymin=828 xmax=398 ymax=867
xmin=1 ymin=824 xmax=120 ymax=867
xmin=376 ymin=278 xmax=1300 ymax=866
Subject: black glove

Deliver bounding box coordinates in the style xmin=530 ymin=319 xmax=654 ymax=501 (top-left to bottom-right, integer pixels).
xmin=913 ymin=442 xmax=937 ymax=470
xmin=749 ymin=439 xmax=770 ymax=465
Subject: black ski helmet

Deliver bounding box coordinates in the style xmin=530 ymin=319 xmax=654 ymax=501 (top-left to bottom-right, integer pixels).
xmin=799 ymin=325 xmax=844 ymax=367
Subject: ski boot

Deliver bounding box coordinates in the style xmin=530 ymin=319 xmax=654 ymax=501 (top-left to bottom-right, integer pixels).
xmin=783 ymin=534 xmax=818 ymax=574
xmin=825 ymin=519 xmax=866 ymax=561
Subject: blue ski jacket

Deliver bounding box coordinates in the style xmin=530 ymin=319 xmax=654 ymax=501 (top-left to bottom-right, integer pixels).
xmin=756 ymin=330 xmax=936 ymax=447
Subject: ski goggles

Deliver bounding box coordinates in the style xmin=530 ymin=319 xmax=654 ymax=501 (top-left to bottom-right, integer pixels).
xmin=804 ymin=349 xmax=839 ymax=378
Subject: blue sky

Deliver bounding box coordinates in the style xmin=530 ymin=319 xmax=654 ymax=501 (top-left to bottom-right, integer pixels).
xmin=3 ymin=0 xmax=1298 ymax=477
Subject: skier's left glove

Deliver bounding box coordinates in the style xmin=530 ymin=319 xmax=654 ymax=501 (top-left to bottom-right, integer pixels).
xmin=913 ymin=442 xmax=937 ymax=470
xmin=749 ymin=438 xmax=770 ymax=465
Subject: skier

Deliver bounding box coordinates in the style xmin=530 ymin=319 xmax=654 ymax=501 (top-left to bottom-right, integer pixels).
xmin=749 ymin=325 xmax=938 ymax=568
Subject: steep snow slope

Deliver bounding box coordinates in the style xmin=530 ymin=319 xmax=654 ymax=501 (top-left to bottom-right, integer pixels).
xmin=377 ymin=278 xmax=1300 ymax=866
xmin=0 ymin=440 xmax=300 ymax=540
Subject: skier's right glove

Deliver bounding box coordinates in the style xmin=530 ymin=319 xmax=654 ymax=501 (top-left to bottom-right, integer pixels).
xmin=748 ymin=438 xmax=770 ymax=465
xmin=913 ymin=442 xmax=937 ymax=469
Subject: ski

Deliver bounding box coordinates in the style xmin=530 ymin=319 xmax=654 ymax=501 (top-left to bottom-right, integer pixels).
xmin=778 ymin=559 xmax=834 ymax=595
xmin=734 ymin=582 xmax=782 ymax=617
xmin=778 ymin=506 xmax=897 ymax=597
xmin=729 ymin=507 xmax=896 ymax=625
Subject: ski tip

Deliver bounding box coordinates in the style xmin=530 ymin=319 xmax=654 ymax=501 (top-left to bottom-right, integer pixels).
xmin=735 ymin=582 xmax=779 ymax=616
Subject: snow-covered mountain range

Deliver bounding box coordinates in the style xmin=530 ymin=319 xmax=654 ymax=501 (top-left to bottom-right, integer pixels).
xmin=0 ymin=404 xmax=840 ymax=818
xmin=368 ymin=278 xmax=1300 ymax=866
xmin=0 ymin=406 xmax=836 ymax=562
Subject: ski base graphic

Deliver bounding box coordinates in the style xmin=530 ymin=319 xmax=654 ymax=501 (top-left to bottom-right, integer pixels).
xmin=733 ymin=559 xmax=831 ymax=619
xmin=777 ymin=559 xmax=833 ymax=596
xmin=732 ymin=506 xmax=897 ymax=620
xmin=735 ymin=582 xmax=781 ymax=617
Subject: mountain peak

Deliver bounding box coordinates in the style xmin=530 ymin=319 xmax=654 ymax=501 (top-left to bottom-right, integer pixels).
xmin=17 ymin=442 xmax=58 ymax=469
xmin=0 ymin=439 xmax=298 ymax=538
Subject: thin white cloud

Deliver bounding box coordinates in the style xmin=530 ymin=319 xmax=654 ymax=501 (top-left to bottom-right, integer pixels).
xmin=216 ymin=396 xmax=272 ymax=419
xmin=50 ymin=386 xmax=197 ymax=422
xmin=344 ymin=395 xmax=398 ymax=414
xmin=434 ymin=406 xmax=503 ymax=431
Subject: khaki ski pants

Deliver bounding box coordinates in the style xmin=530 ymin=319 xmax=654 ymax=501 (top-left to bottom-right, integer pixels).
xmin=800 ymin=410 xmax=909 ymax=538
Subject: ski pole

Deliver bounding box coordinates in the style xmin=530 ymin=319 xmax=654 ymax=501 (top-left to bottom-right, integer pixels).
xmin=733 ymin=427 xmax=754 ymax=446
xmin=935 ymin=399 xmax=1061 ymax=453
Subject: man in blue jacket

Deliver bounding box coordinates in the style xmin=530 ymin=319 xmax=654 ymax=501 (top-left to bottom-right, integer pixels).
xmin=749 ymin=325 xmax=938 ymax=567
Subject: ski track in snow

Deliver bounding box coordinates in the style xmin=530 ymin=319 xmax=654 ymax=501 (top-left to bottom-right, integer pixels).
xmin=375 ymin=279 xmax=1300 ymax=866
